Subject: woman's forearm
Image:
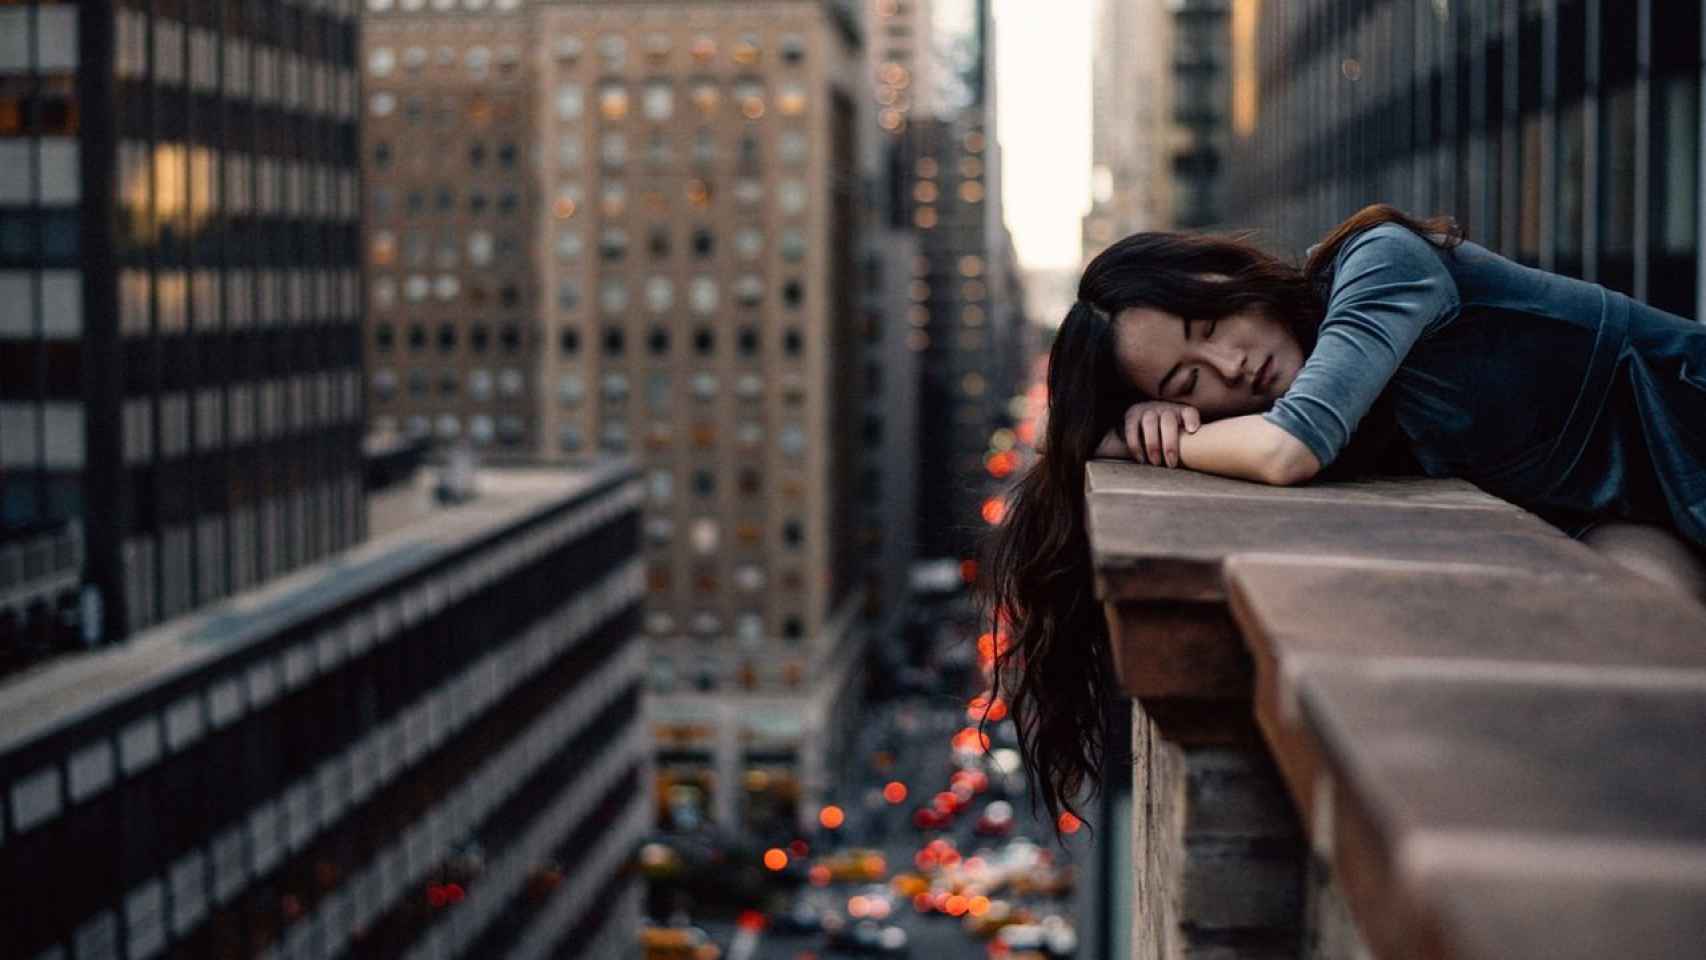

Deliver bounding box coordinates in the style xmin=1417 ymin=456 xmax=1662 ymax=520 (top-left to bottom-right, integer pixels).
xmin=1176 ymin=414 xmax=1321 ymax=485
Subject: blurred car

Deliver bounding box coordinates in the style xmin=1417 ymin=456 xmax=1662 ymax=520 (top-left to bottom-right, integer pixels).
xmin=820 ymin=848 xmax=888 ymax=883
xmin=771 ymin=898 xmax=822 ymax=934
xmin=962 ymin=899 xmax=1032 ymax=939
xmin=825 ymin=918 xmax=910 ymax=956
xmin=639 ymin=925 xmax=721 ymax=960
xmin=890 ymin=872 xmax=930 ymax=898
xmin=974 ymin=800 xmax=1015 ymax=837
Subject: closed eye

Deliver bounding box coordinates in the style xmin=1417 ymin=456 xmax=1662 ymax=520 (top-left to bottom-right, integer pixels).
xmin=1183 ymin=369 xmax=1200 ymax=395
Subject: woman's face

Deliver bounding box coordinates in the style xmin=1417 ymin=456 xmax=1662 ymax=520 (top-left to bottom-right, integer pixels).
xmin=1111 ymin=295 xmax=1304 ymax=420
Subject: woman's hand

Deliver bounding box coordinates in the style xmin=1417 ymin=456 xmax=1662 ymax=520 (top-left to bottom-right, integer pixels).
xmin=1123 ymin=401 xmax=1202 ymax=468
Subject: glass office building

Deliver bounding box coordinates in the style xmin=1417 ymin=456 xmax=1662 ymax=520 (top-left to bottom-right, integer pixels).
xmin=0 ymin=1 xmax=368 ymax=656
xmin=1221 ymin=0 xmax=1705 ymax=320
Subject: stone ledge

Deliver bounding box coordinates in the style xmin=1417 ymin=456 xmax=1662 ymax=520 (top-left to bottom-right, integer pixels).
xmin=1086 ymin=461 xmax=1706 ymax=960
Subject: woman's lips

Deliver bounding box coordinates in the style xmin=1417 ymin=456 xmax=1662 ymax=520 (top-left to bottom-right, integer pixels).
xmin=1252 ymin=355 xmax=1275 ymax=393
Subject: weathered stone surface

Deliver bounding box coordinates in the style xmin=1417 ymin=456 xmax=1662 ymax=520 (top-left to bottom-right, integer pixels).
xmin=1087 ymin=462 xmax=1518 ymax=512
xmin=1296 ymin=662 xmax=1706 ymax=960
xmin=1426 ymin=862 xmax=1706 ymax=960
xmin=1107 ymin=600 xmax=1250 ymax=700
xmin=1226 ymin=556 xmax=1706 ymax=672
xmin=1226 ymin=556 xmax=1706 ymax=824
xmin=1088 ymin=493 xmax=1601 ymax=603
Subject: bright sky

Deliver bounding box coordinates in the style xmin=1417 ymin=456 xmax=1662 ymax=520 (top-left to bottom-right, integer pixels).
xmin=993 ymin=0 xmax=1092 ymax=271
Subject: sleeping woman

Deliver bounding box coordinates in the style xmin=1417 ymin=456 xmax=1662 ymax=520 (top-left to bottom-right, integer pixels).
xmin=981 ymin=203 xmax=1706 ymax=829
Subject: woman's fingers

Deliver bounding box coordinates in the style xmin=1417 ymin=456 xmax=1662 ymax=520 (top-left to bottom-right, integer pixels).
xmin=1159 ymin=414 xmax=1181 ymax=467
xmin=1141 ymin=410 xmax=1163 ymax=465
xmin=1181 ymin=406 xmax=1202 ymax=434
xmin=1124 ymin=409 xmax=1148 ymax=464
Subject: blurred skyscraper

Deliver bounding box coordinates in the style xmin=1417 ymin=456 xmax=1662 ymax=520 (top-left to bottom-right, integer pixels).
xmin=361 ymin=0 xmax=872 ymax=833
xmin=1082 ymin=0 xmax=1176 ymax=257
xmin=879 ymin=0 xmax=1029 ymax=565
xmin=0 ymin=3 xmax=367 ymax=658
xmin=0 ymin=461 xmax=649 ymax=960
xmin=1221 ymin=0 xmax=1706 ymax=324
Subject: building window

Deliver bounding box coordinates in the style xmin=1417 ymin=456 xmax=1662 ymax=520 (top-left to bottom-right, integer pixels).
xmin=692 ymin=227 xmax=714 ymax=258
xmin=559 ymin=373 xmax=585 ymax=405
xmin=646 ymin=275 xmax=674 ymax=312
xmin=644 ymin=81 xmax=673 ymax=119
xmin=603 ymin=327 xmax=626 ymax=356
xmin=689 ymin=277 xmax=717 ymax=314
xmin=559 ymin=328 xmax=581 ymax=356
xmin=599 ymin=83 xmax=629 ymax=120
xmin=648 ymin=326 xmax=671 ymax=355
xmin=737 ymin=328 xmax=760 ymax=357
xmin=437 ymin=323 xmax=457 ymax=352
xmin=735 ymin=227 xmax=763 ymax=259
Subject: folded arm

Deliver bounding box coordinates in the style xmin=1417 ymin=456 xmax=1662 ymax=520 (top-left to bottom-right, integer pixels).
xmin=1095 ymin=411 xmax=1321 ymax=485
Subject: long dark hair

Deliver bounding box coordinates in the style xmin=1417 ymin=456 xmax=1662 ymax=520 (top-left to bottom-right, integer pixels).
xmin=979 ymin=204 xmax=1464 ymax=833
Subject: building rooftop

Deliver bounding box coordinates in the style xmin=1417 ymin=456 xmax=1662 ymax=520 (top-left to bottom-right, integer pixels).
xmin=0 ymin=459 xmax=635 ymax=758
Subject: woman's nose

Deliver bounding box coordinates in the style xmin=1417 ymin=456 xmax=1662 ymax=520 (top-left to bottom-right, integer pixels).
xmin=1203 ymin=345 xmax=1248 ymax=382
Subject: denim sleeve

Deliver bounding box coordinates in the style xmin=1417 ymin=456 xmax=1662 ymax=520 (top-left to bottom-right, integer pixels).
xmin=1262 ymin=224 xmax=1460 ymax=466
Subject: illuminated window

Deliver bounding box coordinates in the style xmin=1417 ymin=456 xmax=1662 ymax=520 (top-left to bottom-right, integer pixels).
xmin=690 ymin=35 xmax=717 ymax=64
xmin=691 ymin=81 xmax=720 ymax=114
xmin=599 ymin=83 xmax=629 ymax=119
xmin=735 ymin=80 xmax=765 ymax=119
xmin=732 ymin=34 xmax=762 ymax=65
xmin=778 ymin=83 xmax=807 ymax=116
xmin=735 ymin=227 xmax=763 ymax=259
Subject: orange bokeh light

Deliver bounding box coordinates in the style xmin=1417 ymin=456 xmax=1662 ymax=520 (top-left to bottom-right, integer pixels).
xmin=809 ymin=864 xmax=832 ymax=886
xmin=967 ymin=693 xmax=1008 ymax=722
xmin=818 ymin=805 xmax=846 ymax=830
xmin=763 ymin=848 xmax=789 ymax=871
xmin=951 ymin=727 xmax=992 ymax=753
xmin=1058 ymin=811 xmax=1083 ymax=834
xmin=883 ymin=781 xmax=908 ymax=804
xmin=968 ymin=895 xmax=991 ymax=917
xmin=980 ymin=496 xmax=1007 ymax=525
xmin=944 ymin=894 xmax=969 ymax=917
xmin=959 ymin=558 xmax=979 ymax=584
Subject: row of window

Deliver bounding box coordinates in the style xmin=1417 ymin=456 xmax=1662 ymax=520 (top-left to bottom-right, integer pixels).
xmin=372 ymin=273 xmax=806 ymax=316
xmin=374 ymin=320 xmax=800 ymax=362
xmin=119 ymin=371 xmax=364 ymax=465
xmin=118 ymin=143 xmax=363 ymax=224
xmin=551 ymin=223 xmax=809 ymax=263
xmin=115 ymin=12 xmax=358 ymax=118
xmin=119 ymin=269 xmax=362 ymax=335
xmin=555 ymin=370 xmax=808 ymax=409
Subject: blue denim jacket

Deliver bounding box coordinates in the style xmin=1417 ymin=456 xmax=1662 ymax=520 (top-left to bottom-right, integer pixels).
xmin=1265 ymin=222 xmax=1706 ymax=546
